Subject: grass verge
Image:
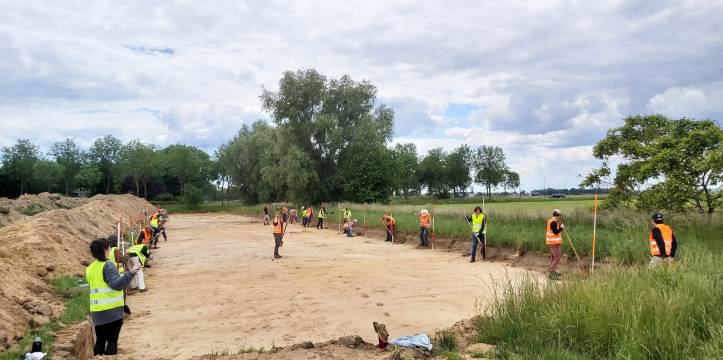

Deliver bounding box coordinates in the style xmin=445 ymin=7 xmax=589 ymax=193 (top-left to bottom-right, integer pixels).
xmin=0 ymin=276 xmax=88 ymax=360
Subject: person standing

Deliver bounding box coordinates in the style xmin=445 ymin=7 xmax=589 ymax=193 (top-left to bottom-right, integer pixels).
xmin=546 ymin=209 xmax=564 ymax=279
xmin=273 ymin=211 xmax=285 ymax=259
xmin=282 ymin=207 xmax=289 ymax=223
xmin=86 ymin=238 xmax=140 ymax=356
xmin=307 ymin=206 xmax=314 ymax=228
xmin=418 ymin=209 xmax=431 ymax=247
xmin=648 ymin=212 xmax=677 ymax=267
xmin=465 ymin=206 xmax=487 ymax=262
xmin=382 ymin=214 xmax=395 ymax=242
xmin=290 ymin=208 xmax=298 ymax=224
xmin=316 ymin=206 xmax=326 ymax=229
xmin=301 ymin=206 xmax=309 ymax=227
xmin=343 ymin=208 xmax=352 ymax=224
xmin=263 ymin=205 xmax=270 ymax=225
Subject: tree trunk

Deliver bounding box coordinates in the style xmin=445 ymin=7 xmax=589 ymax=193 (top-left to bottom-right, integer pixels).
xmin=134 ymin=178 xmax=140 ymax=197
xmin=142 ymin=177 xmax=148 ymax=199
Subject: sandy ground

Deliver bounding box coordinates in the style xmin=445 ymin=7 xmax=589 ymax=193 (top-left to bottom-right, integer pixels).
xmin=119 ymin=213 xmax=539 ymax=359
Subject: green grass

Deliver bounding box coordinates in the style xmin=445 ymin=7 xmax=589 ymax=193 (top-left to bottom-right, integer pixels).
xmin=475 ymin=219 xmax=723 ymax=360
xmin=0 ymin=276 xmax=88 ymax=360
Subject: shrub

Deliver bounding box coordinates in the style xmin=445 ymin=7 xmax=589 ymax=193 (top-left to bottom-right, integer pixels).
xmin=181 ymin=185 xmax=204 ymax=209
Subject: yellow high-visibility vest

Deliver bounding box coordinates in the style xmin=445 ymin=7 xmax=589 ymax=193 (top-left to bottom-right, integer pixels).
xmin=85 ymin=260 xmax=124 ymax=313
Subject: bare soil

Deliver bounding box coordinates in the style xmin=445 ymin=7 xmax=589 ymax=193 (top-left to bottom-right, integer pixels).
xmin=118 ymin=213 xmax=541 ymax=360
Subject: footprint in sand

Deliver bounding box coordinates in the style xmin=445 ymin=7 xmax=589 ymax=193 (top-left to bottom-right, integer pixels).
xmin=361 ymin=294 xmax=369 ymax=298
xmin=376 ymin=302 xmax=383 ymax=307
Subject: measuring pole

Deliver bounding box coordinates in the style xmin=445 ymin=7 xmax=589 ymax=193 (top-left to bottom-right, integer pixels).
xmin=363 ymin=204 xmax=367 ymax=236
xmin=390 ymin=201 xmax=395 ymax=244
xmin=591 ymin=194 xmax=598 ymax=274
xmin=431 ymin=203 xmax=436 ymax=249
xmin=338 ymin=203 xmax=342 ymax=233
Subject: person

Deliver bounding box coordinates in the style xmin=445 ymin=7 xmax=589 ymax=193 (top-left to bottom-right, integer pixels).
xmin=86 ymin=238 xmax=140 ymax=356
xmin=290 ymin=208 xmax=298 ymax=224
xmin=648 ymin=212 xmax=677 ymax=267
xmin=263 ymin=205 xmax=270 ymax=225
xmin=343 ymin=219 xmax=357 ymax=237
xmin=282 ymin=207 xmax=289 ymax=223
xmin=127 ymin=237 xmax=151 ymax=292
xmin=382 ymin=214 xmax=395 ymax=242
xmin=301 ymin=206 xmax=308 ymax=227
xmin=307 ymin=206 xmax=315 ymax=228
xmin=273 ymin=211 xmax=285 ymax=259
xmin=546 ymin=209 xmax=564 ymax=279
xmin=418 ymin=209 xmax=431 ymax=247
xmin=157 ymin=208 xmax=169 ymax=242
xmin=316 ymin=206 xmax=326 ymax=229
xmin=343 ymin=208 xmax=352 ymax=224
xmin=465 ymin=207 xmax=487 ymax=262
xmin=149 ymin=210 xmax=166 ymax=249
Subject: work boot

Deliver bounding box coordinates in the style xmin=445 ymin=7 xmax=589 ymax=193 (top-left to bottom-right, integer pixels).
xmin=470 ymin=258 xmax=476 ymax=263
xmin=274 ymin=254 xmax=282 ymax=259
xmin=139 ymin=288 xmax=148 ymax=293
xmin=548 ymin=272 xmax=560 ymax=280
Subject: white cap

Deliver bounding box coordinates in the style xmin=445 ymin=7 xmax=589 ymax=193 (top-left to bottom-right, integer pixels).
xmin=553 ymin=209 xmax=561 ymax=215
xmin=421 ymin=209 xmax=429 ymax=215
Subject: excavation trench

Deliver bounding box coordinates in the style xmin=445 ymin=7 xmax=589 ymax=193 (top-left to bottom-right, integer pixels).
xmin=117 ymin=213 xmax=540 ymax=359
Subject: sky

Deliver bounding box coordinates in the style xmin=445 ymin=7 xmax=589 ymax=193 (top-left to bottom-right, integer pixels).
xmin=1 ymin=0 xmax=722 ymax=191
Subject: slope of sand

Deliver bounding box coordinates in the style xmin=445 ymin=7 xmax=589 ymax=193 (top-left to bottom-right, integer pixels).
xmin=120 ymin=213 xmax=540 ymax=360
xmin=0 ymin=194 xmax=153 ymax=349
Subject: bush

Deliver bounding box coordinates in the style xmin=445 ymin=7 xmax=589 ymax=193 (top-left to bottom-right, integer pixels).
xmin=181 ymin=185 xmax=204 ymax=209
xmin=153 ymin=192 xmax=175 ymax=202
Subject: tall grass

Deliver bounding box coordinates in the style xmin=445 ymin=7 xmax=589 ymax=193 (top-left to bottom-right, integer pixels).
xmin=476 ymin=223 xmax=723 ymax=359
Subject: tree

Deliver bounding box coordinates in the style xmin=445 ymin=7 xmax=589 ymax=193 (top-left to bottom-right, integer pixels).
xmin=339 ymin=142 xmax=396 ymax=202
xmin=50 ymin=138 xmax=84 ymax=196
xmin=418 ymin=148 xmax=449 ymax=198
xmin=502 ymin=170 xmax=521 ymax=195
xmin=445 ymin=145 xmax=472 ymax=197
xmin=33 ymin=160 xmax=63 ymax=193
xmin=392 ymin=143 xmax=419 ymax=199
xmin=473 ymin=145 xmax=508 ymax=198
xmin=119 ymin=140 xmax=157 ymax=198
xmin=582 ymin=115 xmax=722 ymax=214
xmin=88 ymin=135 xmax=123 ymax=194
xmin=75 ymin=164 xmax=102 ymax=191
xmin=1 ymin=139 xmax=40 ymax=195
xmin=160 ymin=145 xmax=211 ymax=196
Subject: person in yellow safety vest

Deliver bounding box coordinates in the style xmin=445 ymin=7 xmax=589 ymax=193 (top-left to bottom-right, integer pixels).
xmin=301 ymin=206 xmax=309 ymax=227
xmin=418 ymin=209 xmax=431 ymax=247
xmin=127 ymin=238 xmax=151 ymax=292
xmin=465 ymin=206 xmax=487 ymax=262
xmin=546 ymin=209 xmax=564 ymax=279
xmin=648 ymin=212 xmax=678 ymax=267
xmin=343 ymin=208 xmax=352 ymax=224
xmin=316 ymin=206 xmax=327 ymax=229
xmin=273 ymin=211 xmax=285 ymax=259
xmin=382 ymin=214 xmax=395 ymax=242
xmin=86 ymin=238 xmax=140 ymax=356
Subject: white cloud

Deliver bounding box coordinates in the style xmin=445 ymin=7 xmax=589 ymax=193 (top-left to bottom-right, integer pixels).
xmin=647 ymin=82 xmax=723 ymax=119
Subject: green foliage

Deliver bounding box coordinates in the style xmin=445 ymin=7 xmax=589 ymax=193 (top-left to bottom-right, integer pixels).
xmin=153 ymin=192 xmax=176 ymax=202
xmin=120 ymin=140 xmax=158 ymax=198
xmin=159 ymin=144 xmax=212 ymax=195
xmin=32 ymin=159 xmax=63 ymax=193
xmin=392 ymin=143 xmax=419 ymax=199
xmin=435 ymin=329 xmax=459 ymax=353
xmin=583 ymin=115 xmax=722 ymax=214
xmin=339 ymin=142 xmax=396 ymax=202
xmin=473 ymin=145 xmax=508 ymax=198
xmin=75 ymin=164 xmax=102 ymax=191
xmin=418 ymin=148 xmax=450 ymax=198
xmin=1 ymin=139 xmax=40 ymax=195
xmin=50 ymin=138 xmax=84 ymax=196
xmin=88 ymin=135 xmax=123 ymax=194
xmin=181 ymin=184 xmax=204 ymax=208
xmin=476 ymin=242 xmax=723 ymax=359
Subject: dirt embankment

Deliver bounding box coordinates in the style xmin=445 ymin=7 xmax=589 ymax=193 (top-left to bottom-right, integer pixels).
xmin=0 ymin=194 xmax=153 ymax=351
xmin=0 ymin=193 xmax=86 ymax=228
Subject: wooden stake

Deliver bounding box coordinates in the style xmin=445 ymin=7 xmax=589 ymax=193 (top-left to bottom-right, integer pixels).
xmin=431 ymin=203 xmax=436 ymax=249
xmin=591 ymin=194 xmax=598 ymax=274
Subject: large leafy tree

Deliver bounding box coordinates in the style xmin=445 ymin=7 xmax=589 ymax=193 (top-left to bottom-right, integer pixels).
xmin=502 ymin=170 xmax=521 ymax=195
xmin=339 ymin=142 xmax=397 ymax=202
xmin=446 ymin=145 xmax=472 ymax=197
xmin=418 ymin=148 xmax=449 ymax=198
xmin=88 ymin=135 xmax=123 ymax=194
xmin=119 ymin=140 xmax=157 ymax=198
xmin=33 ymin=160 xmax=63 ymax=193
xmin=392 ymin=143 xmax=419 ymax=199
xmin=50 ymin=138 xmax=84 ymax=196
xmin=259 ymin=69 xmax=394 ymax=202
xmin=473 ymin=145 xmax=508 ymax=198
xmin=1 ymin=139 xmax=40 ymax=195
xmin=582 ymin=115 xmax=722 ymax=214
xmin=160 ymin=144 xmax=212 ymax=196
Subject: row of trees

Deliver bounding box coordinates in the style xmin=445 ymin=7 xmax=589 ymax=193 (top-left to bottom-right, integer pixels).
xmin=0 ymin=136 xmax=213 ymax=200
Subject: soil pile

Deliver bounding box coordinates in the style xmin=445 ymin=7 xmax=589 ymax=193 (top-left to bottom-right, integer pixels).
xmin=0 ymin=194 xmax=153 ymax=351
xmin=0 ymin=193 xmax=86 ymax=228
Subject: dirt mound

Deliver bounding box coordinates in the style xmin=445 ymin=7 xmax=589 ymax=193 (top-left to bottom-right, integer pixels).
xmin=0 ymin=194 xmax=153 ymax=351
xmin=0 ymin=193 xmax=86 ymax=228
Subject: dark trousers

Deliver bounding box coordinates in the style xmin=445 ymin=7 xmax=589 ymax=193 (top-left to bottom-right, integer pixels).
xmin=470 ymin=233 xmax=485 ymax=261
xmin=274 ymin=234 xmax=283 ymax=256
xmin=94 ymin=319 xmax=123 ymax=355
xmin=316 ymin=218 xmax=324 ymax=229
xmin=386 ymin=225 xmax=393 ymax=242
xmin=419 ymin=227 xmax=429 ymax=246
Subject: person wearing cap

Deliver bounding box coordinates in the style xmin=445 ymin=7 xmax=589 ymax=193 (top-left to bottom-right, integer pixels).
xmin=649 ymin=212 xmax=677 ymax=267
xmin=382 ymin=214 xmax=395 ymax=242
xmin=418 ymin=209 xmax=432 ymax=247
xmin=465 ymin=206 xmax=487 ymax=262
xmin=546 ymin=209 xmax=564 ymax=279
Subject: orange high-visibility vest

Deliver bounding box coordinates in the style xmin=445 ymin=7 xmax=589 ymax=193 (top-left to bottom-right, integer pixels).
xmin=649 ymin=224 xmax=673 ymax=256
xmin=545 ymin=218 xmax=562 ymax=245
xmin=384 ymin=216 xmax=395 ymax=225
xmin=420 ymin=214 xmax=431 ymax=228
xmin=273 ymin=217 xmax=284 ymax=235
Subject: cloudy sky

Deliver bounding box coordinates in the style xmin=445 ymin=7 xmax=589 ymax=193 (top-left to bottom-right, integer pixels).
xmin=1 ymin=0 xmax=722 ymax=190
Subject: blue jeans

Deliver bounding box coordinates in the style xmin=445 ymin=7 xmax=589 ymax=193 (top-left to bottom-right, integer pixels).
xmin=419 ymin=227 xmax=429 ymax=246
xmin=470 ymin=232 xmax=485 ymax=261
